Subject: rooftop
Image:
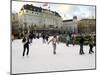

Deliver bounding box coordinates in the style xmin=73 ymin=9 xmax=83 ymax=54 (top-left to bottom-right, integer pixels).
xmin=20 ymin=4 xmax=61 ymax=17
xmin=63 ymin=19 xmax=73 ymax=22
xmin=79 ymin=18 xmax=96 ymax=22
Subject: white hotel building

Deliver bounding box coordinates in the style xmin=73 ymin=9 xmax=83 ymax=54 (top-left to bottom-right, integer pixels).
xmin=18 ymin=4 xmax=63 ymax=30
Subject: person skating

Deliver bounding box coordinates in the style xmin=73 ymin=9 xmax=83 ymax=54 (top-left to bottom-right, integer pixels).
xmin=29 ymin=32 xmax=33 ymax=44
xmin=22 ymin=33 xmax=30 ymax=57
xmin=66 ymin=34 xmax=70 ymax=46
xmin=79 ymin=35 xmax=85 ymax=55
xmin=72 ymin=34 xmax=76 ymax=46
xmin=37 ymin=33 xmax=40 ymax=39
xmin=46 ymin=34 xmax=49 ymax=42
xmin=42 ymin=33 xmax=46 ymax=44
xmin=48 ymin=35 xmax=59 ymax=55
xmin=32 ymin=32 xmax=36 ymax=39
xmin=89 ymin=36 xmax=94 ymax=54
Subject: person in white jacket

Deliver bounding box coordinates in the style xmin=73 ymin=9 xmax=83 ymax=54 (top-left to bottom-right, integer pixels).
xmin=48 ymin=35 xmax=59 ymax=55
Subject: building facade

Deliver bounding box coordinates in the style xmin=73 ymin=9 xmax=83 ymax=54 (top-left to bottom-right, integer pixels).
xmin=18 ymin=4 xmax=63 ymax=31
xmin=63 ymin=16 xmax=78 ymax=34
xmin=78 ymin=19 xmax=96 ymax=34
xmin=12 ymin=13 xmax=19 ymax=34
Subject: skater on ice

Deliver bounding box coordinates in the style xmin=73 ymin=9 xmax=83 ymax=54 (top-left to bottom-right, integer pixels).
xmin=72 ymin=33 xmax=76 ymax=46
xmin=45 ymin=33 xmax=49 ymax=42
xmin=66 ymin=34 xmax=70 ymax=46
xmin=35 ymin=32 xmax=39 ymax=39
xmin=79 ymin=34 xmax=85 ymax=55
xmin=29 ymin=32 xmax=33 ymax=44
xmin=48 ymin=35 xmax=59 ymax=55
xmin=41 ymin=32 xmax=46 ymax=44
xmin=88 ymin=35 xmax=94 ymax=54
xmin=22 ymin=33 xmax=30 ymax=57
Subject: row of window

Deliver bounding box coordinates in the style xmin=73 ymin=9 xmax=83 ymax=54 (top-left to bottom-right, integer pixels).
xmin=19 ymin=10 xmax=61 ymax=18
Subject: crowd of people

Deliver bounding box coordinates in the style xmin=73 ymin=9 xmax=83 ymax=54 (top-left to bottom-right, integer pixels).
xmin=12 ymin=31 xmax=96 ymax=56
xmin=65 ymin=33 xmax=95 ymax=55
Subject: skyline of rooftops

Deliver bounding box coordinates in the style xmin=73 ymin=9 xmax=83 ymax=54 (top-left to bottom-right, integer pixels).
xmin=20 ymin=4 xmax=61 ymax=17
xmin=12 ymin=1 xmax=96 ymax=20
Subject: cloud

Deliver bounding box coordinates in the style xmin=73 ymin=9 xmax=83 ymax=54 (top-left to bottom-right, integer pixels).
xmin=57 ymin=5 xmax=95 ymax=20
xmin=73 ymin=6 xmax=95 ymax=19
xmin=12 ymin=1 xmax=39 ymax=13
xmin=58 ymin=5 xmax=73 ymax=13
xmin=56 ymin=4 xmax=74 ymax=19
xmin=12 ymin=1 xmax=95 ymax=20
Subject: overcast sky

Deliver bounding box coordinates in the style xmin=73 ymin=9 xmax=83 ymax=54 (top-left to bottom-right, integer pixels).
xmin=12 ymin=0 xmax=95 ymax=20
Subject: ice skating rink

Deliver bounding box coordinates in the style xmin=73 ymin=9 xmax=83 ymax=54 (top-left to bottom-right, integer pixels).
xmin=11 ymin=37 xmax=95 ymax=74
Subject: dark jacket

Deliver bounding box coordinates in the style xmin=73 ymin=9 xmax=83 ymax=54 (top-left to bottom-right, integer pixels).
xmin=79 ymin=37 xmax=84 ymax=44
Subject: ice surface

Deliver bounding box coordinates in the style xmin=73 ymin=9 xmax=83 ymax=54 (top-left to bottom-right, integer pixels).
xmin=12 ymin=37 xmax=95 ymax=74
